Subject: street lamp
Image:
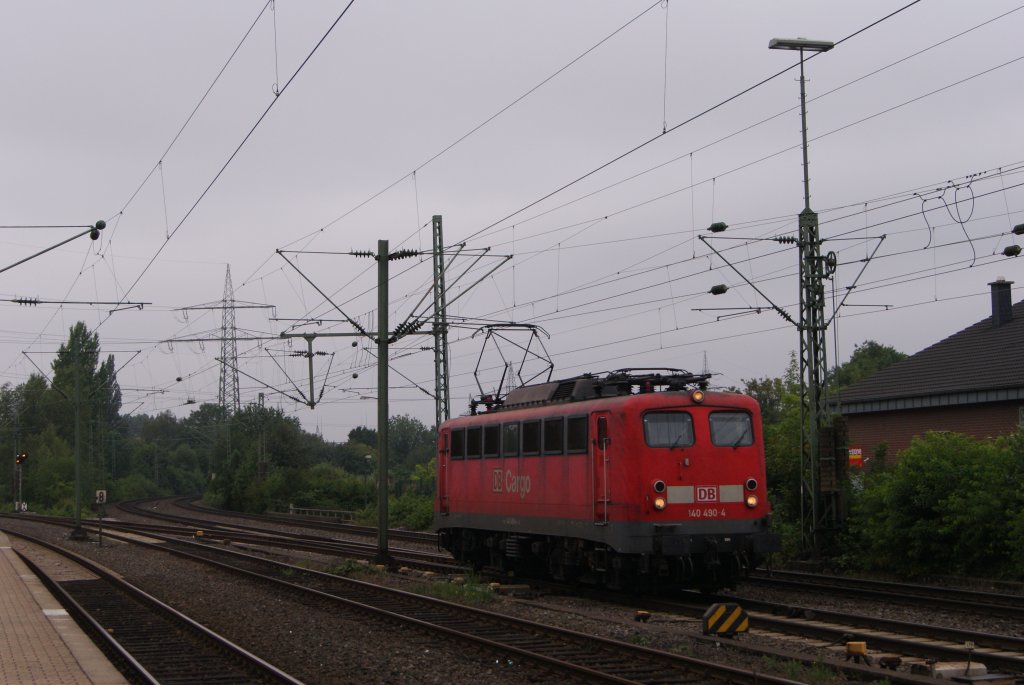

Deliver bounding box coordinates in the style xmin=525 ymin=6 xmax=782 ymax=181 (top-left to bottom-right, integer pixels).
xmin=768 ymin=38 xmax=833 ymax=211
xmin=769 ymin=36 xmax=834 ymax=557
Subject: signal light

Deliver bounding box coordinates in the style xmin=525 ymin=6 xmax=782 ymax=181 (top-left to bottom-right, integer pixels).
xmin=15 ymin=452 xmax=27 ymax=465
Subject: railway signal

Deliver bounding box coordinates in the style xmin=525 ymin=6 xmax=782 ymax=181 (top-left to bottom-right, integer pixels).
xmin=15 ymin=451 xmax=28 ymax=464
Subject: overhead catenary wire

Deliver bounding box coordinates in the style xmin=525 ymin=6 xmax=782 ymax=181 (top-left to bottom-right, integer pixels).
xmin=458 ymin=0 xmax=928 ymax=246
xmin=244 ymin=0 xmax=1000 ymax=369
xmin=102 ymin=0 xmax=360 ymax=329
xmin=264 ymin=0 xmax=667 ymax=258
xmin=17 ymin=1 xmax=1020 ymax=427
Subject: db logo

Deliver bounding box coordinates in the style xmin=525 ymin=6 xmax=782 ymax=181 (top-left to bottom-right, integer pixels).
xmin=493 ymin=469 xmax=531 ymax=499
xmin=697 ymin=486 xmax=718 ymax=503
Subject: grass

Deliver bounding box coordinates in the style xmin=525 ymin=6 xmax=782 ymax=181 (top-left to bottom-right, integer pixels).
xmin=758 ymin=656 xmax=840 ymax=685
xmin=408 ymin=575 xmax=496 ymax=607
xmin=326 ymin=559 xmax=384 ymax=577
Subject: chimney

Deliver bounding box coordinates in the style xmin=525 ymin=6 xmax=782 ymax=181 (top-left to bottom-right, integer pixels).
xmin=989 ymin=278 xmax=1013 ymax=326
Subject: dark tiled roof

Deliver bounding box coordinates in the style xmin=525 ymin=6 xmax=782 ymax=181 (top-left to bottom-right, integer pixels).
xmin=836 ymin=298 xmax=1024 ymax=404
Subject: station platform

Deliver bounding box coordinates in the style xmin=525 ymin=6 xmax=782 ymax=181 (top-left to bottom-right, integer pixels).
xmin=0 ymin=531 xmax=128 ymax=684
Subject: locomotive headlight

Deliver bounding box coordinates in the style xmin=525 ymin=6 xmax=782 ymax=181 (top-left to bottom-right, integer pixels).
xmin=653 ymin=496 xmax=667 ymax=510
xmin=690 ymin=389 xmax=705 ymax=404
xmin=745 ymin=495 xmax=759 ymax=509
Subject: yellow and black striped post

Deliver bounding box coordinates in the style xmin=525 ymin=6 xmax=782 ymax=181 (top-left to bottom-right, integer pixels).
xmin=702 ymin=603 xmax=749 ymax=636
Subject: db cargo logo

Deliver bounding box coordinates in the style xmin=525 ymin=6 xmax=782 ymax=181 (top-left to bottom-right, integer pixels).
xmin=492 ymin=469 xmax=531 ymax=499
xmin=697 ymin=486 xmax=718 ymax=503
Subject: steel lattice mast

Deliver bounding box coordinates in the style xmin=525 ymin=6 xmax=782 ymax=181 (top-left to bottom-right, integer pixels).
xmin=218 ymin=265 xmax=241 ymax=413
xmin=432 ymin=215 xmax=451 ymax=430
xmin=769 ymin=37 xmax=842 ymax=556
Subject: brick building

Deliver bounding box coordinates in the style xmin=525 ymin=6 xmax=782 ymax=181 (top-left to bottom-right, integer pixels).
xmin=837 ymin=279 xmax=1024 ymax=464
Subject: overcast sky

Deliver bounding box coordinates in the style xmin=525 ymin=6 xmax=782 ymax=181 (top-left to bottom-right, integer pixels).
xmin=2 ymin=1 xmax=1022 ymax=441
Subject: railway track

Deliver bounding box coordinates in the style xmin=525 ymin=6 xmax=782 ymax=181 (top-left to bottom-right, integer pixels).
xmin=748 ymin=568 xmax=1024 ymax=617
xmin=163 ymin=496 xmax=438 ymax=546
xmin=4 ymin=527 xmax=304 ymax=685
xmin=590 ymin=587 xmax=1024 ymax=677
xmin=27 ymin=498 xmax=1024 ymax=681
xmin=4 ymin=516 xmax=813 ymax=685
xmin=118 ymin=499 xmax=1024 ymax=677
xmin=5 ymin=511 xmax=460 ymax=574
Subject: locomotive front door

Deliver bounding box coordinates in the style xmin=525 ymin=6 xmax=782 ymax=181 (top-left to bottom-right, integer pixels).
xmin=593 ymin=412 xmax=611 ymax=524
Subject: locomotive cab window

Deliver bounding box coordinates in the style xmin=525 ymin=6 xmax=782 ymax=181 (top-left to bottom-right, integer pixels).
xmin=450 ymin=428 xmax=465 ymax=460
xmin=709 ymin=412 xmax=754 ymax=447
xmin=483 ymin=424 xmax=500 ymax=458
xmin=643 ymin=411 xmax=694 ymax=448
xmin=502 ymin=422 xmax=519 ymax=457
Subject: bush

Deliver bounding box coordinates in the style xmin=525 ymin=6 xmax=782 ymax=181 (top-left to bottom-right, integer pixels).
xmin=357 ymin=491 xmax=434 ymax=531
xmin=846 ymin=431 xmax=1023 ymax=578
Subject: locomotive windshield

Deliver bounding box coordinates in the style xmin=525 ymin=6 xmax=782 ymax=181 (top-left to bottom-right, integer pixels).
xmin=643 ymin=411 xmax=694 ymax=448
xmin=709 ymin=412 xmax=754 ymax=447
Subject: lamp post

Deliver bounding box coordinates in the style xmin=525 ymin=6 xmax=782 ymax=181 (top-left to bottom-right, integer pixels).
xmin=769 ymin=37 xmax=834 ymax=556
xmin=768 ymin=38 xmax=833 ymax=211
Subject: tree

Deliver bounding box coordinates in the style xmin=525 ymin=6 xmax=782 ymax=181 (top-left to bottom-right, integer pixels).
xmin=47 ymin=323 xmax=122 ymax=512
xmin=741 ymin=376 xmax=786 ymax=425
xmin=348 ymin=426 xmax=377 ymax=446
xmin=96 ymin=355 xmax=122 ymax=425
xmin=52 ymin=323 xmax=100 ymax=399
xmin=830 ymin=340 xmax=906 ymax=390
xmin=387 ymin=415 xmax=435 ymax=478
xmin=748 ymin=354 xmax=803 ymax=557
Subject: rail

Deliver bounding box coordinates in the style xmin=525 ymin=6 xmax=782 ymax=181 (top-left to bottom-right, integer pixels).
xmin=285 ymin=504 xmax=356 ymax=522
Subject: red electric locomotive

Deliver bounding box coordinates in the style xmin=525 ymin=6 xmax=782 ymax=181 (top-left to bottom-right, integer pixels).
xmin=434 ymin=369 xmax=780 ymax=591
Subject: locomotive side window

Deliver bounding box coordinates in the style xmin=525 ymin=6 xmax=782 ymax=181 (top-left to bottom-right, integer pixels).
xmin=451 ymin=428 xmax=465 ymax=460
xmin=502 ymin=422 xmax=520 ymax=457
xmin=483 ymin=424 xmax=500 ymax=458
xmin=566 ymin=415 xmax=588 ymax=453
xmin=522 ymin=420 xmax=541 ymax=456
xmin=466 ymin=426 xmax=483 ymax=459
xmin=643 ymin=411 xmax=694 ymax=448
xmin=709 ymin=412 xmax=754 ymax=447
xmin=543 ymin=417 xmax=564 ymax=455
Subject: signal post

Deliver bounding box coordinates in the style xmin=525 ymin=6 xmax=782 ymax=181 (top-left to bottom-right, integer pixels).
xmin=14 ymin=451 xmax=28 ymax=512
